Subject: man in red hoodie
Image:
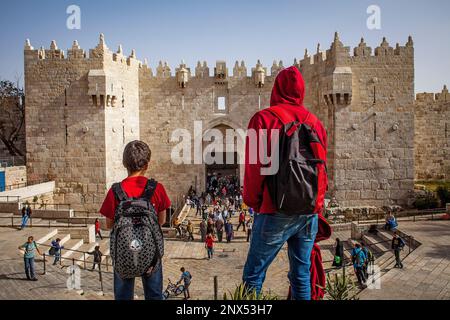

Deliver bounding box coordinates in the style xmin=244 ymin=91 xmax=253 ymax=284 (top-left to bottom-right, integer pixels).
xmin=242 ymin=66 xmax=330 ymax=300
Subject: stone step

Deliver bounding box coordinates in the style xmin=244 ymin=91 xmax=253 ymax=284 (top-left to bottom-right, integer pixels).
xmin=61 ymin=238 xmax=84 ymax=259
xmin=75 ymin=239 xmax=110 ymax=267
xmin=36 ymin=229 xmax=59 ymax=245
xmin=362 ymin=234 xmax=390 ymax=253
xmin=376 ymin=229 xmax=394 ymax=243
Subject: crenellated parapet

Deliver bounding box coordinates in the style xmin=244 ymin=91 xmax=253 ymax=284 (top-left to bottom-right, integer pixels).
xmin=195 ymin=61 xmax=209 ymax=78
xmin=271 ymin=60 xmax=284 ymax=77
xmin=299 ymin=33 xmax=414 ymax=69
xmin=24 ymin=34 xmax=143 ymax=68
xmin=233 ymin=61 xmax=247 ymax=78
xmin=416 ymin=85 xmax=449 ymax=103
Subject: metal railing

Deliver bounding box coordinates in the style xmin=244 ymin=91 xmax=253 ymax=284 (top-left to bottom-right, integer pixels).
xmin=0 ymin=195 xmax=21 ymax=202
xmin=0 ymin=216 xmax=92 ymax=229
xmin=27 ymin=203 xmax=71 ymax=211
xmin=352 ymin=208 xmax=447 ymax=225
xmin=0 ymin=179 xmax=50 ymax=192
xmin=38 ymin=242 xmax=114 ymax=293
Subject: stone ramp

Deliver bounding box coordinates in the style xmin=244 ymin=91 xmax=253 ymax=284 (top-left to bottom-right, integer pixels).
xmin=359 ymin=220 xmax=450 ymax=300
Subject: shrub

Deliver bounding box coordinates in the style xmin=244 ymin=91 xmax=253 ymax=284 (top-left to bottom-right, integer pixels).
xmin=223 ymin=283 xmax=278 ymax=300
xmin=436 ymin=186 xmax=450 ymax=207
xmin=325 ymin=273 xmax=359 ymax=300
xmin=413 ymin=192 xmax=439 ymax=210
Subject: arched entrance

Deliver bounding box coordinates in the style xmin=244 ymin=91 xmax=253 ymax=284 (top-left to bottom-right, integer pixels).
xmin=202 ymin=122 xmax=245 ymax=194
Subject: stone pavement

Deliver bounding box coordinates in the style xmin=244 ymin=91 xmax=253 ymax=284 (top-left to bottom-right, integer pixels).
xmin=2 ymin=214 xmax=448 ymax=300
xmin=359 ymin=220 xmax=450 ymax=300
xmin=162 ymin=207 xmax=291 ymax=299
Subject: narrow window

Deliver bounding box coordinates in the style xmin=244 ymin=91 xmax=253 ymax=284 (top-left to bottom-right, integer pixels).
xmin=217 ymin=97 xmax=226 ymax=111
xmin=373 ymin=86 xmax=376 ymax=104
xmin=65 ymin=125 xmax=68 ymax=145
xmin=64 ymin=88 xmax=67 ymax=106
xmin=122 ymin=126 xmax=125 ymax=144
xmin=374 ymin=122 xmax=377 ymax=141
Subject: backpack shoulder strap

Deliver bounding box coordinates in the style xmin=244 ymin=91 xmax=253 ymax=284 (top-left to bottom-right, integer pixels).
xmin=141 ymin=179 xmax=158 ymax=201
xmin=112 ymin=183 xmax=128 ymax=202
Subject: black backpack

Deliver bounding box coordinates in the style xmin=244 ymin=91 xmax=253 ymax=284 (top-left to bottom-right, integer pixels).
xmin=266 ymin=106 xmax=327 ymax=215
xmin=110 ymin=179 xmax=164 ymax=279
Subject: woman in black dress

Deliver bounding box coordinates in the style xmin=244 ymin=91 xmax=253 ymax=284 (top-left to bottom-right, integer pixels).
xmin=332 ymin=238 xmax=344 ymax=268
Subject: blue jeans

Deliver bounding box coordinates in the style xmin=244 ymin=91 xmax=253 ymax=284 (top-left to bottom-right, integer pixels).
xmin=207 ymin=247 xmax=214 ymax=259
xmin=21 ymin=215 xmax=29 ymax=229
xmin=24 ymin=257 xmax=35 ymax=279
xmin=114 ymin=262 xmax=163 ymax=300
xmin=53 ymin=253 xmax=61 ymax=265
xmin=243 ymin=213 xmax=318 ymax=300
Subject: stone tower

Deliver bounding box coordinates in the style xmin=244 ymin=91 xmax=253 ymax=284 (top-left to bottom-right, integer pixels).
xmin=24 ymin=35 xmax=140 ymax=211
xmin=299 ymin=33 xmax=415 ymax=207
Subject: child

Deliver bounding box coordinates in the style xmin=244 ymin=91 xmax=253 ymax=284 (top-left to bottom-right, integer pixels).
xmin=88 ymin=246 xmax=103 ymax=270
xmin=50 ymin=238 xmax=64 ymax=265
xmin=99 ymin=140 xmax=171 ymax=300
xmin=94 ymin=218 xmax=103 ymax=240
xmin=205 ymin=233 xmax=215 ymax=260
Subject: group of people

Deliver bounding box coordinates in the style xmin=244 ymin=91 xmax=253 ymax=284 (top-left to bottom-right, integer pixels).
xmin=206 ymin=173 xmax=240 ymax=200
xmin=18 ymin=235 xmax=104 ymax=282
xmin=332 ymin=230 xmax=406 ymax=287
xmin=350 ymin=242 xmax=374 ymax=287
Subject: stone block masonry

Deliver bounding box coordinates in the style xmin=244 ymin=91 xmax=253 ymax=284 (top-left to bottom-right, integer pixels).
xmin=22 ymin=33 xmax=448 ymax=213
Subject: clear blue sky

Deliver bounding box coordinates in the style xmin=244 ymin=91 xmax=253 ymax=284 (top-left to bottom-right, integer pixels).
xmin=0 ymin=0 xmax=449 ymax=93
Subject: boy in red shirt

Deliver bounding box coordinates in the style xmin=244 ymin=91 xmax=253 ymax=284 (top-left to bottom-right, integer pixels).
xmin=99 ymin=140 xmax=171 ymax=300
xmin=205 ymin=233 xmax=215 ymax=260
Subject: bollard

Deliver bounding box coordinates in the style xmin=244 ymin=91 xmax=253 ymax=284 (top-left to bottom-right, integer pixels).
xmin=214 ymin=276 xmax=218 ymax=300
xmin=43 ymin=253 xmax=46 ymax=275
xmin=99 ymin=266 xmax=104 ymax=293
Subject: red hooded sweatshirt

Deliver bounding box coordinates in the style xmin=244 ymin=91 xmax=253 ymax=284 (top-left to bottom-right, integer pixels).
xmin=243 ymin=66 xmax=331 ymax=300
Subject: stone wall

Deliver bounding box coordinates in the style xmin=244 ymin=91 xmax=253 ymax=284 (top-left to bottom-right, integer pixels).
xmin=2 ymin=166 xmax=27 ymax=187
xmin=414 ymin=87 xmax=450 ymax=180
xmin=299 ymin=34 xmax=415 ymax=207
xmin=139 ymin=60 xmax=274 ymax=200
xmin=23 ymin=33 xmax=447 ymax=213
xmin=24 ymin=36 xmax=140 ymax=212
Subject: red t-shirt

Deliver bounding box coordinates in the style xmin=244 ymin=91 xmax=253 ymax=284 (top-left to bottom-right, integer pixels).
xmin=99 ymin=176 xmax=171 ymax=220
xmin=205 ymin=236 xmax=214 ymax=248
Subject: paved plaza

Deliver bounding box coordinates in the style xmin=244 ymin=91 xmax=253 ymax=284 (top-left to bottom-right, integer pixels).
xmin=359 ymin=220 xmax=450 ymax=300
xmin=0 ymin=210 xmax=449 ymax=300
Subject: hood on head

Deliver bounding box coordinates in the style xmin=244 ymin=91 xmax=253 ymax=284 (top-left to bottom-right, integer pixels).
xmin=270 ymin=66 xmax=305 ymax=107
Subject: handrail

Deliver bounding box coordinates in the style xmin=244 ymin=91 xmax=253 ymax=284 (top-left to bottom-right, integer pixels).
xmin=26 ymin=203 xmax=71 ymax=210
xmin=0 ymin=179 xmax=50 ymax=192
xmin=37 ymin=241 xmax=112 ymax=264
xmin=0 ymin=195 xmax=21 ymax=202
